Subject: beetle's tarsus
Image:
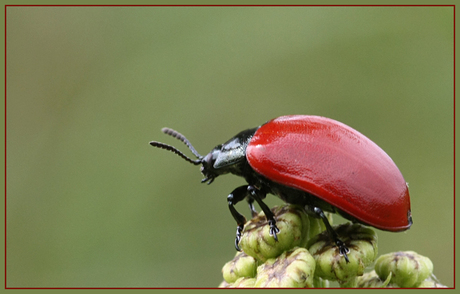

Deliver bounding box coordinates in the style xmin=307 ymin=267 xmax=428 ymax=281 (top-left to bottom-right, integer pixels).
xmin=235 ymin=240 xmax=242 ymax=251
xmin=235 ymin=225 xmax=244 ymax=251
xmin=269 ymin=220 xmax=280 ymax=241
xmin=336 ymin=239 xmax=350 ymax=263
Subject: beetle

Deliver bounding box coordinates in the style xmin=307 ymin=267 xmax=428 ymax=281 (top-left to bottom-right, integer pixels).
xmin=150 ymin=115 xmax=412 ymax=262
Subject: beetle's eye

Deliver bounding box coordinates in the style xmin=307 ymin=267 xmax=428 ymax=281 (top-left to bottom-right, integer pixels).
xmin=200 ymin=164 xmax=211 ymax=178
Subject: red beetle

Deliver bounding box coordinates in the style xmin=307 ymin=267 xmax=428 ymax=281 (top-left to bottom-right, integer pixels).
xmin=150 ymin=115 xmax=412 ymax=262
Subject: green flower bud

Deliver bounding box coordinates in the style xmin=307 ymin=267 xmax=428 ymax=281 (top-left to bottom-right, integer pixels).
xmin=313 ymin=276 xmax=329 ymax=288
xmin=356 ymin=270 xmax=392 ymax=288
xmin=230 ymin=277 xmax=256 ymax=287
xmin=338 ymin=277 xmax=358 ymax=288
xmin=254 ymin=247 xmax=316 ymax=288
xmin=218 ymin=277 xmax=256 ymax=288
xmin=418 ymin=276 xmax=447 ymax=288
xmin=239 ymin=205 xmax=310 ymax=262
xmin=222 ymin=251 xmax=257 ymax=283
xmin=375 ymin=251 xmax=434 ymax=288
xmin=308 ymin=223 xmax=378 ymax=284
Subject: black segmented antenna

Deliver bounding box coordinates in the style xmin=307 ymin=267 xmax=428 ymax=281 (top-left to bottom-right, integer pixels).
xmin=149 ymin=128 xmax=203 ymax=165
xmin=160 ymin=128 xmax=202 ymax=159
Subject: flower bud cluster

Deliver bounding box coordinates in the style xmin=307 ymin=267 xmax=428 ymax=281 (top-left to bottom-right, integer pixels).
xmin=219 ymin=204 xmax=444 ymax=288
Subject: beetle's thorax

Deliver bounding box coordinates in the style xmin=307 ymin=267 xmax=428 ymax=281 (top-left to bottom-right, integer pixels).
xmin=200 ymin=127 xmax=260 ymax=184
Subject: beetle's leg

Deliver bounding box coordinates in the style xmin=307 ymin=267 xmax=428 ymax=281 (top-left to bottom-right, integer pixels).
xmin=247 ymin=186 xmax=280 ymax=241
xmin=246 ymin=196 xmax=258 ymax=218
xmin=313 ymin=206 xmax=350 ymax=263
xmin=227 ymin=185 xmax=250 ymax=251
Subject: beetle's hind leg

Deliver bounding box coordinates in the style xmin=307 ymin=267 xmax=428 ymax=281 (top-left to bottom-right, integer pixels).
xmin=312 ymin=206 xmax=350 ymax=263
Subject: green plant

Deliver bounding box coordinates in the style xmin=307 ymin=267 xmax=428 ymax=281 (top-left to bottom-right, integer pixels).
xmin=219 ymin=204 xmax=446 ymax=288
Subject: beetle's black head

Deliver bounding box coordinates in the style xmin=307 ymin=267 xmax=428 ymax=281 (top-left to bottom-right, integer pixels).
xmin=150 ymin=127 xmax=258 ymax=185
xmin=149 ymin=128 xmax=231 ymax=185
xmin=199 ymin=147 xmax=223 ymax=184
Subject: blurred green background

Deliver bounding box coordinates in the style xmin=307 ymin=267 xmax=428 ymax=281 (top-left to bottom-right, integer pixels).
xmin=6 ymin=6 xmax=453 ymax=287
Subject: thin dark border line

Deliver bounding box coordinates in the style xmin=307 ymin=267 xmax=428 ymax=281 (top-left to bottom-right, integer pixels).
xmin=3 ymin=4 xmax=456 ymax=290
xmin=4 ymin=3 xmax=6 ymax=290
xmin=3 ymin=4 xmax=457 ymax=7
xmin=453 ymin=4 xmax=456 ymax=290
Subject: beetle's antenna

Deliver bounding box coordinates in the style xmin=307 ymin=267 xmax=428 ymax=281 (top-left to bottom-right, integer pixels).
xmin=150 ymin=141 xmax=202 ymax=165
xmin=161 ymin=127 xmax=202 ymax=159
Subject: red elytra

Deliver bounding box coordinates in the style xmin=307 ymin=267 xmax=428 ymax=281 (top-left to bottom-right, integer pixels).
xmin=246 ymin=115 xmax=411 ymax=231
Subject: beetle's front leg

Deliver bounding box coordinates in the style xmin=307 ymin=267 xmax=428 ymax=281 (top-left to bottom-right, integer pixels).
xmin=247 ymin=185 xmax=280 ymax=241
xmin=227 ymin=185 xmax=251 ymax=251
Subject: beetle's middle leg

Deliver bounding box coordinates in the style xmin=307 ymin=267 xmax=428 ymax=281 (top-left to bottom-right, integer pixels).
xmin=248 ymin=185 xmax=280 ymax=241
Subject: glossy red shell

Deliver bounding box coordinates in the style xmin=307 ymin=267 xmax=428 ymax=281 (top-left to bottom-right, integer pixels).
xmin=246 ymin=115 xmax=411 ymax=231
